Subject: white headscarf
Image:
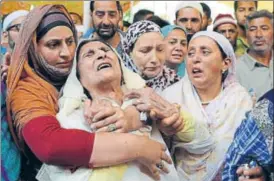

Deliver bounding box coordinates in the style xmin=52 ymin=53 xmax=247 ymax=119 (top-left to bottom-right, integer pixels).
xmin=59 ymin=39 xmax=146 ymax=115
xmin=161 ymin=31 xmax=252 ymax=181
xmin=3 ymin=10 xmax=29 ymax=31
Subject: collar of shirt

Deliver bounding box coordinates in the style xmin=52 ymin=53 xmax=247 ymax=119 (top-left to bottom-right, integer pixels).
xmin=243 ymin=50 xmax=273 ymax=71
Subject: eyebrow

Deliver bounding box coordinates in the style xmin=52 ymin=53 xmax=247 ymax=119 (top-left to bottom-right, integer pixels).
xmin=82 ymin=49 xmax=94 ymax=58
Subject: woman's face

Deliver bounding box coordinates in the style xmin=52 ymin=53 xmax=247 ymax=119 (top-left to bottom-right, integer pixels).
xmin=78 ymin=41 xmax=122 ymax=87
xmin=165 ymin=29 xmax=187 ymax=66
xmin=37 ymin=26 xmax=76 ymax=73
xmin=187 ymin=36 xmax=228 ymax=89
xmin=131 ymin=32 xmax=165 ymax=79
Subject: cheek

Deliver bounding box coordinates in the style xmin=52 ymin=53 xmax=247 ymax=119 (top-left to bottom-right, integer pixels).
xmin=41 ymin=49 xmax=59 ymax=65
xmin=132 ymin=51 xmax=146 ymax=68
xmin=157 ymin=51 xmax=166 ymax=64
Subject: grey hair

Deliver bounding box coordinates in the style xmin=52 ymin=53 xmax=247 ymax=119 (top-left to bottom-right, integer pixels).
xmin=246 ymin=10 xmax=273 ymax=29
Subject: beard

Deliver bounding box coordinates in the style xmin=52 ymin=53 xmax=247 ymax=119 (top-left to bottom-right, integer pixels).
xmin=93 ymin=21 xmax=117 ymax=40
xmin=7 ymin=34 xmax=16 ymax=51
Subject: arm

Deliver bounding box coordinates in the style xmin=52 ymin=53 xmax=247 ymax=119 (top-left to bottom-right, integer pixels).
xmin=175 ymin=110 xmax=195 ymax=142
xmin=123 ymin=105 xmax=143 ymax=132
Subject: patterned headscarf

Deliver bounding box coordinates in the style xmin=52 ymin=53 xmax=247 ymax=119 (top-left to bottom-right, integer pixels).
xmin=122 ymin=20 xmax=180 ymax=92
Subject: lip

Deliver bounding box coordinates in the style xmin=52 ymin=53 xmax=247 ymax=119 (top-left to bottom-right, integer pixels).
xmin=254 ymin=40 xmax=265 ymax=46
xmin=56 ymin=61 xmax=71 ymax=68
xmin=191 ymin=67 xmax=203 ymax=77
xmin=96 ymin=61 xmax=112 ymax=71
xmin=145 ymin=66 xmax=160 ymax=71
xmin=171 ymin=54 xmax=183 ymax=59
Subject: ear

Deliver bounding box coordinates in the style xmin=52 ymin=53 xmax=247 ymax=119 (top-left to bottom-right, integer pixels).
xmin=222 ymin=57 xmax=232 ymax=72
xmin=174 ymin=20 xmax=177 ymax=25
xmin=208 ymin=18 xmax=212 ymax=26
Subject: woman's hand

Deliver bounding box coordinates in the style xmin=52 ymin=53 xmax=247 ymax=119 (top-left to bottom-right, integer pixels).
xmin=84 ymin=99 xmax=130 ymax=133
xmin=137 ymin=136 xmax=172 ymax=180
xmin=125 ymin=88 xmax=183 ymax=135
xmin=237 ymin=166 xmax=265 ymax=181
xmin=1 ymin=52 xmax=11 ymax=82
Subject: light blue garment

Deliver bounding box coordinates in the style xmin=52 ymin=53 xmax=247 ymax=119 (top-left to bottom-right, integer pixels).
xmin=161 ymin=25 xmax=187 ymax=77
xmin=177 ymin=61 xmax=186 ymax=77
xmin=161 ymin=25 xmax=187 ymax=38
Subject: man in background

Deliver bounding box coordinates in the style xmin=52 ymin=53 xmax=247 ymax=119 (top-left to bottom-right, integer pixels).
xmin=236 ymin=10 xmax=273 ymax=100
xmin=133 ymin=9 xmax=154 ymax=23
xmin=174 ymin=2 xmax=203 ymax=41
xmin=200 ymin=2 xmax=212 ymax=30
xmin=213 ymin=14 xmax=247 ymax=57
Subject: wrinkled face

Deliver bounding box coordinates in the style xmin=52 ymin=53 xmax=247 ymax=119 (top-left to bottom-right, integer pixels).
xmin=78 ymin=41 xmax=122 ymax=87
xmin=37 ymin=26 xmax=76 ymax=73
xmin=235 ymin=1 xmax=256 ymax=27
xmin=247 ymin=17 xmax=273 ymax=53
xmin=7 ymin=16 xmax=26 ymax=49
xmin=165 ymin=29 xmax=187 ymax=66
xmin=131 ymin=32 xmax=165 ymax=79
xmin=175 ymin=8 xmax=202 ymax=35
xmin=92 ymin=1 xmax=119 ymax=40
xmin=216 ymin=23 xmax=238 ymax=47
xmin=187 ymin=36 xmax=228 ymax=89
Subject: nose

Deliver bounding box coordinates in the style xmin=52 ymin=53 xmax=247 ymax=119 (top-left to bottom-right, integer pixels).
xmin=255 ymin=29 xmax=263 ymax=38
xmin=186 ymin=20 xmax=192 ymax=30
xmin=102 ymin=15 xmax=111 ymax=26
xmin=189 ymin=53 xmax=201 ymax=64
xmin=60 ymin=43 xmax=70 ymax=59
xmin=97 ymin=49 xmax=107 ymax=60
xmin=225 ymin=31 xmax=230 ymax=39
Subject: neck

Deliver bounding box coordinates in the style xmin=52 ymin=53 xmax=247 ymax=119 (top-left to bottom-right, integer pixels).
xmin=237 ymin=25 xmax=247 ymax=41
xmin=249 ymin=49 xmax=272 ymax=67
xmin=166 ymin=62 xmax=178 ymax=72
xmin=87 ymin=82 xmax=123 ymax=105
xmin=94 ymin=31 xmax=120 ymax=49
xmin=196 ymin=80 xmax=222 ymax=104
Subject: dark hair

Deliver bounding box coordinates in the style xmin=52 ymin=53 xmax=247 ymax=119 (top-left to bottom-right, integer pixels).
xmin=123 ymin=20 xmax=131 ymax=28
xmin=133 ymin=9 xmax=154 ymax=23
xmin=146 ymin=15 xmax=170 ymax=28
xmin=246 ymin=10 xmax=273 ymax=28
xmin=90 ymin=1 xmax=122 ymax=13
xmin=175 ymin=7 xmax=202 ymax=20
xmin=234 ymin=1 xmax=258 ymax=12
xmin=200 ymin=3 xmax=211 ymax=19
xmin=69 ymin=12 xmax=83 ymax=24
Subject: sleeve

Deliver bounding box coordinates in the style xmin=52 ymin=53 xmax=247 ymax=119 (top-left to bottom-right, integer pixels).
xmin=222 ymin=113 xmax=270 ymax=181
xmin=22 ymin=115 xmax=95 ymax=167
xmin=175 ymin=110 xmax=195 ymax=142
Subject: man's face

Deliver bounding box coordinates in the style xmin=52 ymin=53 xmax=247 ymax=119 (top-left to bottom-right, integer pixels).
xmin=216 ymin=23 xmax=238 ymax=48
xmin=247 ymin=17 xmax=273 ymax=53
xmin=235 ymin=1 xmax=256 ymax=27
xmin=91 ymin=1 xmax=120 ymax=40
xmin=201 ymin=14 xmax=212 ymax=30
xmin=7 ymin=16 xmax=26 ymax=50
xmin=175 ymin=7 xmax=202 ymax=36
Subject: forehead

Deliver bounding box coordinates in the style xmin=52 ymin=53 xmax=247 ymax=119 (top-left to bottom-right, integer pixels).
xmin=178 ymin=8 xmax=201 ymax=19
xmin=41 ymin=26 xmax=73 ymax=41
xmin=167 ymin=29 xmax=187 ymax=38
xmin=94 ymin=1 xmax=118 ymax=11
xmin=217 ymin=23 xmax=237 ymax=30
xmin=10 ymin=16 xmax=26 ymax=26
xmin=237 ymin=1 xmax=256 ymax=9
xmin=136 ymin=32 xmax=164 ymax=45
xmin=81 ymin=41 xmax=108 ymax=52
xmin=189 ymin=36 xmax=218 ymax=49
xmin=249 ymin=17 xmax=273 ymax=27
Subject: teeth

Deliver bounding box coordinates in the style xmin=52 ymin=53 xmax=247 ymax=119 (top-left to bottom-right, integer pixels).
xmin=97 ymin=63 xmax=111 ymax=71
xmin=193 ymin=69 xmax=201 ymax=73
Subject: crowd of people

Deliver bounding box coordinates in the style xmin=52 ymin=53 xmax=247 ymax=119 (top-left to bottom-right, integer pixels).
xmin=0 ymin=1 xmax=273 ymax=181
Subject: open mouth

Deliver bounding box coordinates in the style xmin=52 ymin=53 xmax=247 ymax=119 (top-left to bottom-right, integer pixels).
xmin=97 ymin=63 xmax=112 ymax=71
xmin=172 ymin=54 xmax=183 ymax=59
xmin=192 ymin=67 xmax=203 ymax=75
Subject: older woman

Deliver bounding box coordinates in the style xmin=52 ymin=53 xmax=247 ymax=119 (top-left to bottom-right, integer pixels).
xmin=161 ymin=25 xmax=188 ymax=77
xmin=122 ymin=20 xmax=180 ymax=93
xmin=6 ymin=5 xmax=171 ymax=180
xmin=160 ymin=31 xmax=253 ymax=180
xmin=37 ymin=39 xmax=179 ymax=181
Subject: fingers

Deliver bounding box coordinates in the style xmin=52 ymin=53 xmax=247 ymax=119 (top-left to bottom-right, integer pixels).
xmin=92 ymin=107 xmax=116 ymax=123
xmin=4 ymin=52 xmax=11 ymax=66
xmin=124 ymin=89 xmax=142 ymax=99
xmin=92 ymin=114 xmax=117 ymax=130
xmin=243 ymin=167 xmax=263 ymax=177
xmin=149 ymin=165 xmax=161 ymax=181
xmin=84 ymin=99 xmax=93 ymax=124
xmin=161 ymin=151 xmax=172 ymax=165
xmin=237 ymin=166 xmax=264 ymax=181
